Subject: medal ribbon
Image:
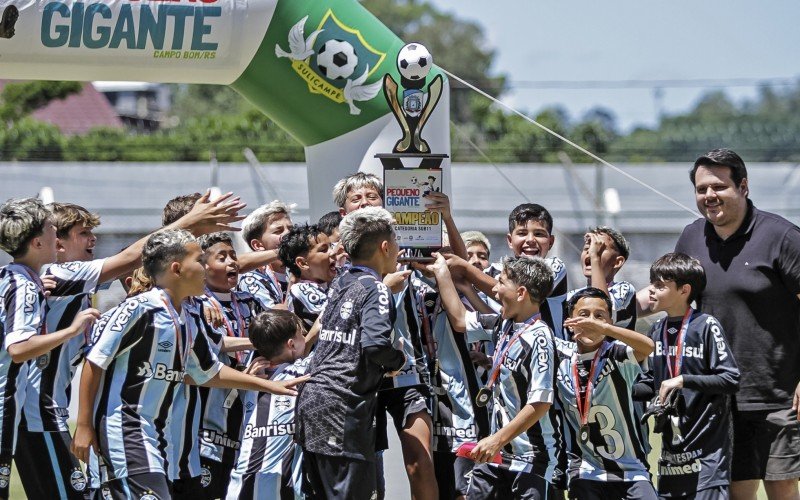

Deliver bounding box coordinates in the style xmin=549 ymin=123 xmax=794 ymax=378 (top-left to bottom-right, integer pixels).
xmin=485 ymin=313 xmax=542 ymax=391
xmin=571 ymin=341 xmax=608 ymax=428
xmin=205 ymin=289 xmax=246 ymax=365
xmin=160 ymin=292 xmax=192 ymax=373
xmin=661 ymin=308 xmax=693 ymax=378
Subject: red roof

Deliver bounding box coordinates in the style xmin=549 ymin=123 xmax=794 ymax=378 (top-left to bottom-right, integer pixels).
xmin=0 ymin=80 xmax=123 ymax=135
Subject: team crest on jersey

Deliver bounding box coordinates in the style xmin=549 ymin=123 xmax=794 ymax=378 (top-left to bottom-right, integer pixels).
xmin=200 ymin=466 xmax=212 ymax=488
xmin=69 ymin=468 xmax=87 ymax=491
xmin=275 ymin=12 xmax=387 ymax=115
xmin=140 ymin=493 xmax=158 ymax=500
xmin=274 ymin=396 xmax=292 ymax=411
xmin=36 ymin=352 xmax=50 ymax=369
xmin=340 ymin=301 xmax=354 ymax=319
xmin=102 ymin=486 xmax=113 ymax=500
xmin=0 ymin=463 xmax=10 ymax=488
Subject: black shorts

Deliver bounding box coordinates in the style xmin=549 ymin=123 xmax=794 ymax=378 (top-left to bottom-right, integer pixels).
xmin=732 ymin=407 xmax=800 ymax=481
xmin=433 ymin=451 xmax=474 ymax=499
xmin=568 ymin=479 xmax=657 ymax=500
xmin=658 ymin=485 xmax=728 ymax=500
xmin=105 ymin=472 xmax=171 ymax=500
xmin=198 ymin=457 xmax=234 ymax=499
xmin=375 ymin=385 xmax=431 ymax=451
xmin=15 ymin=426 xmax=88 ymax=499
xmin=303 ymin=451 xmax=376 ymax=500
xmin=172 ymin=475 xmax=203 ymax=500
xmin=468 ymin=463 xmax=553 ymax=500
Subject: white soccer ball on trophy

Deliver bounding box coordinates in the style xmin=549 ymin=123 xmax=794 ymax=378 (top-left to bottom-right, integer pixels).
xmin=316 ymin=39 xmax=359 ymax=80
xmin=397 ymin=43 xmax=432 ymax=81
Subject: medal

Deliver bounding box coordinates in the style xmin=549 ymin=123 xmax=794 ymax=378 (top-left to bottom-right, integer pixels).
xmin=572 ymin=343 xmax=607 ymax=447
xmin=477 ymin=314 xmax=542 ymax=409
xmin=475 ymin=387 xmax=491 ymax=407
xmin=579 ymin=424 xmax=590 ymax=444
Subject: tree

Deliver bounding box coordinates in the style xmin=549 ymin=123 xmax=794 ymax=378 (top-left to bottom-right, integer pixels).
xmin=0 ymin=81 xmax=82 ymax=123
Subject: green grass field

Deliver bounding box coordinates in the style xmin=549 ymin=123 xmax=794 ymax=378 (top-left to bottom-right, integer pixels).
xmin=3 ymin=434 xmax=770 ymax=498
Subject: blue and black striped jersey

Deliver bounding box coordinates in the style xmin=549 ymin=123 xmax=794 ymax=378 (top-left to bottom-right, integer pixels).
xmin=86 ymin=288 xmax=222 ymax=480
xmin=555 ymin=340 xmax=651 ymax=483
xmin=287 ymin=281 xmax=328 ymax=331
xmin=24 ymin=259 xmax=104 ymax=432
xmin=195 ymin=290 xmax=262 ymax=467
xmin=226 ymin=357 xmax=310 ymax=500
xmin=465 ymin=311 xmax=559 ymax=477
xmin=237 ymin=268 xmax=286 ymax=310
xmin=0 ymin=263 xmax=45 ymax=454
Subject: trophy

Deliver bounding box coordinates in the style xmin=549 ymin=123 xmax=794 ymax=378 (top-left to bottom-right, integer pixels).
xmin=382 ymin=43 xmax=443 ymax=154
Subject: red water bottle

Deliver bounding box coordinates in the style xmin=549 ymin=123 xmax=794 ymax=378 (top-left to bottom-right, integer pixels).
xmin=455 ymin=442 xmax=502 ymax=464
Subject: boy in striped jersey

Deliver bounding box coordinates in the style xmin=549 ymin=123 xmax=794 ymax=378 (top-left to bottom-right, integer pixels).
xmin=456 ymin=204 xmax=568 ymax=333
xmin=195 ymin=232 xmax=263 ymax=499
xmin=430 ymin=253 xmax=559 ymax=500
xmin=279 ymin=224 xmax=336 ymax=331
xmin=71 ymin=230 xmax=307 ymax=500
xmin=557 ymin=288 xmax=656 ymax=499
xmin=0 ymin=198 xmax=101 ymax=500
xmin=645 ymin=253 xmax=739 ymax=500
xmin=237 ymin=202 xmax=294 ymax=309
xmin=227 ymin=309 xmax=310 ymax=500
xmin=14 ymin=194 xmax=246 ymax=499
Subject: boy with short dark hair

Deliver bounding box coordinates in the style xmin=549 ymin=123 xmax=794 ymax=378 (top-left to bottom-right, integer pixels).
xmin=72 ymin=229 xmax=306 ymax=500
xmin=295 ymin=207 xmax=405 ymax=499
xmin=557 ymin=287 xmax=656 ymax=499
xmin=450 ymin=203 xmax=568 ymax=333
xmin=195 ymin=232 xmax=264 ymax=498
xmin=226 ymin=309 xmax=310 ymax=499
xmin=645 ymin=253 xmax=739 ymax=500
xmin=279 ymin=224 xmax=336 ymax=330
xmin=431 ymin=253 xmax=559 ymax=499
xmin=238 ymin=201 xmax=294 ymax=309
xmin=0 ymin=198 xmax=100 ymax=500
xmin=566 ymin=226 xmax=636 ymax=336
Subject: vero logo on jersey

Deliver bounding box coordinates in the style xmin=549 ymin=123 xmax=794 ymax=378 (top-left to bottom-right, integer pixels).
xmin=137 ymin=361 xmax=184 ymax=382
xmin=110 ymin=300 xmax=141 ymax=332
xmin=707 ymin=318 xmax=728 ymax=361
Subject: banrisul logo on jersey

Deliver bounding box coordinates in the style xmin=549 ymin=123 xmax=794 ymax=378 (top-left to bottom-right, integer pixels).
xmin=275 ymin=10 xmax=386 ymax=115
xmin=37 ymin=0 xmax=223 ymax=60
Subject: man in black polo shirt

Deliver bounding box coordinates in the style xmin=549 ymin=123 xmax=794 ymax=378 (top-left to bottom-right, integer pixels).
xmin=673 ymin=148 xmax=800 ymax=500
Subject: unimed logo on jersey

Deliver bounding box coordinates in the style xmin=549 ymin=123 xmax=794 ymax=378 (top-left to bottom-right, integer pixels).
xmin=137 ymin=361 xmax=184 ymax=382
xmin=201 ymin=429 xmax=241 ymax=449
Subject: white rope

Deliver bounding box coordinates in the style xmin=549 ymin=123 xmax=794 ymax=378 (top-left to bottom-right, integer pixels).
xmin=442 ymin=68 xmax=701 ymax=218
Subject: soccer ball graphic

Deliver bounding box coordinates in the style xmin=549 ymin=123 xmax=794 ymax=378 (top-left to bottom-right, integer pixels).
xmin=397 ymin=43 xmax=432 ymax=81
xmin=316 ymin=39 xmax=359 ymax=80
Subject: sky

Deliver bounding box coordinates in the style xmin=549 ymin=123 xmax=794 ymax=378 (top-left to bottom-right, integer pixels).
xmin=427 ymin=0 xmax=800 ymax=131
